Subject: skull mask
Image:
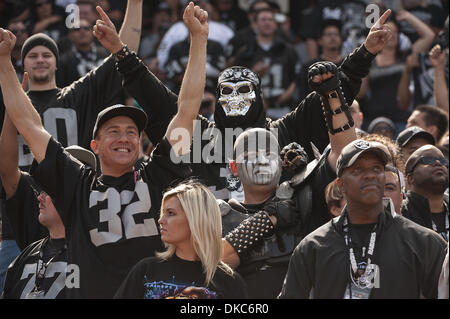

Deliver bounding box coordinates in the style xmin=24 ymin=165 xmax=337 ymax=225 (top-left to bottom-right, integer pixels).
xmin=217 ymin=67 xmax=259 ymax=117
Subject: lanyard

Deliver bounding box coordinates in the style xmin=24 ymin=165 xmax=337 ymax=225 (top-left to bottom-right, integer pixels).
xmin=33 ymin=238 xmax=66 ymax=292
xmin=342 ymin=213 xmax=379 ymax=289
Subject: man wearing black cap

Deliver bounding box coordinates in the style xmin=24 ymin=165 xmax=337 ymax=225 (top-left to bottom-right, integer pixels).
xmin=0 ymin=2 xmax=209 ymax=298
xmin=402 ymin=145 xmax=449 ymax=242
xmin=110 ymin=9 xmax=394 ymax=203
xmin=279 ymin=139 xmax=447 ymax=298
xmin=397 ymin=125 xmax=436 ymax=161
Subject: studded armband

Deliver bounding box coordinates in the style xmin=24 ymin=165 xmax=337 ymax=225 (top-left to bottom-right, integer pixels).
xmin=224 ymin=211 xmax=275 ymax=257
xmin=319 ymin=79 xmax=354 ymax=135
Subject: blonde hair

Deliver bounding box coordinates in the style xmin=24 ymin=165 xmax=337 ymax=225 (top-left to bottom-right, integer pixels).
xmin=157 ymin=181 xmax=234 ymax=286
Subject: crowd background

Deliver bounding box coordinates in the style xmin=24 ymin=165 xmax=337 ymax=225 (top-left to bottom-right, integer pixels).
xmin=0 ymin=0 xmax=448 ymax=299
xmin=1 ymin=0 xmax=448 ymax=129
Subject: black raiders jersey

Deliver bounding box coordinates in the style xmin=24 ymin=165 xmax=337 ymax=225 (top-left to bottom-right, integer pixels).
xmin=30 ymin=137 xmax=191 ymax=298
xmin=16 ymin=56 xmax=124 ymax=172
xmin=2 ymin=237 xmax=67 ymax=299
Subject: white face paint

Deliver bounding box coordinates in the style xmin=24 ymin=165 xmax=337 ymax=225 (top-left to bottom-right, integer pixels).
xmin=218 ymin=81 xmax=256 ymax=117
xmin=236 ymin=149 xmax=281 ymax=187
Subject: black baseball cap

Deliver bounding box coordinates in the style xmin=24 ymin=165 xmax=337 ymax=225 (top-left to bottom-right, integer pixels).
xmin=336 ymin=139 xmax=389 ymax=176
xmin=396 ymin=126 xmax=435 ymax=147
xmin=92 ymin=104 xmax=148 ymax=139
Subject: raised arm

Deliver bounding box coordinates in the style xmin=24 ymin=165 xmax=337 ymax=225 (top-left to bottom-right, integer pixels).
xmin=165 ymin=2 xmax=208 ymax=155
xmin=0 ymin=30 xmax=51 ymax=164
xmin=396 ymin=10 xmax=435 ymax=54
xmin=118 ymin=0 xmax=143 ymax=53
xmin=430 ymin=45 xmax=449 ymax=113
xmin=0 ymin=73 xmax=29 ymax=198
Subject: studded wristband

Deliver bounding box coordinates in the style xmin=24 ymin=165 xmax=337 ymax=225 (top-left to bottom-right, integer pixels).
xmin=113 ymin=45 xmax=131 ymax=62
xmin=224 ymin=211 xmax=275 ymax=257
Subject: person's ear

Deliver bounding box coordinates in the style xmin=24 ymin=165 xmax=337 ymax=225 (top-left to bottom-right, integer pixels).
xmin=229 ymin=160 xmax=238 ymax=177
xmin=91 ymin=139 xmax=98 ymax=155
xmin=336 ymin=177 xmax=345 ymax=195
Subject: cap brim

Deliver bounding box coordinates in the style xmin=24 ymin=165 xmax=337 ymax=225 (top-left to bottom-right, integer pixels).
xmin=345 ymin=147 xmax=389 ymax=171
xmin=400 ymin=132 xmax=435 ymax=147
xmin=94 ymin=106 xmax=147 ymax=139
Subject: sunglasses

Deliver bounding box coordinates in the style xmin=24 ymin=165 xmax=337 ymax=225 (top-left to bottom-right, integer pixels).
xmin=410 ymin=156 xmax=449 ymax=173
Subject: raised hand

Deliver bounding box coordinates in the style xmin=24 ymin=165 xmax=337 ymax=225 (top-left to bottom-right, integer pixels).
xmin=0 ymin=28 xmax=16 ymax=59
xmin=183 ymin=2 xmax=209 ymax=38
xmin=429 ymin=44 xmax=446 ymax=68
xmin=364 ymin=9 xmax=393 ymax=54
xmin=93 ymin=6 xmax=124 ymax=54
xmin=308 ymin=61 xmax=338 ymax=93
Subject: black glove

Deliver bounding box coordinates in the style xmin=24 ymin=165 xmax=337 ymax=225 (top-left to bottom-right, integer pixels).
xmin=280 ymin=142 xmax=308 ymax=173
xmin=262 ymin=199 xmax=297 ymax=230
xmin=308 ymin=61 xmax=339 ymax=95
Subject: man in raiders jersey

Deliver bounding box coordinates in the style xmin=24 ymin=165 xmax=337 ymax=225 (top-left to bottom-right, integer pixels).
xmin=1 ymin=111 xmax=96 ymax=299
xmin=0 ymin=2 xmax=209 ymax=298
xmin=112 ymin=7 xmax=395 ymax=203
xmin=0 ymin=0 xmax=144 ymax=291
xmin=219 ymin=63 xmax=359 ymax=298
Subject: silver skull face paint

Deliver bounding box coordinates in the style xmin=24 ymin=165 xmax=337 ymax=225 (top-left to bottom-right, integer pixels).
xmin=236 ymin=149 xmax=281 ymax=187
xmin=218 ymin=81 xmax=256 ymax=117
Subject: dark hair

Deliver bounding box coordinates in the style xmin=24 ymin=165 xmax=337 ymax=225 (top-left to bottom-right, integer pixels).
xmin=254 ymin=7 xmax=274 ymax=21
xmin=76 ymin=0 xmax=96 ymax=12
xmin=361 ymin=133 xmax=406 ymax=174
xmin=415 ymin=105 xmax=449 ymax=141
xmin=320 ymin=19 xmax=342 ymax=38
xmin=249 ymin=0 xmax=270 ymax=13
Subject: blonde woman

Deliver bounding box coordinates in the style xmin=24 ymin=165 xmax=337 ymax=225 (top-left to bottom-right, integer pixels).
xmin=114 ymin=182 xmax=248 ymax=299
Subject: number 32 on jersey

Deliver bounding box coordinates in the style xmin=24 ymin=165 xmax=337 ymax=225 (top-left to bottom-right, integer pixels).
xmin=88 ymin=180 xmax=159 ymax=247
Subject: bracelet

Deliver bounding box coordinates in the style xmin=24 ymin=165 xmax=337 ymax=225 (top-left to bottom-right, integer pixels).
xmin=224 ymin=211 xmax=275 ymax=256
xmin=113 ymin=45 xmax=131 ymax=62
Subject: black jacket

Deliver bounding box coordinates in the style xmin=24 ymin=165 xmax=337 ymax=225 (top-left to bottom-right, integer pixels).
xmin=279 ymin=199 xmax=447 ymax=299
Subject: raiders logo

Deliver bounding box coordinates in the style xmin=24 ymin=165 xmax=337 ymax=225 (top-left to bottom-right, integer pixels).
xmin=353 ymin=140 xmax=371 ymax=150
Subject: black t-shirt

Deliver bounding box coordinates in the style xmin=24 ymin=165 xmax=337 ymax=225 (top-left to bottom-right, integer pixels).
xmin=4 ymin=172 xmax=48 ymax=250
xmin=235 ymin=36 xmax=298 ymax=109
xmin=114 ymin=254 xmax=248 ymax=299
xmin=31 ymin=137 xmax=190 ymax=298
xmin=2 ymin=237 xmax=67 ymax=299
xmin=56 ymin=46 xmax=110 ymax=88
xmin=363 ymin=60 xmax=409 ymax=125
xmin=14 ymin=56 xmax=124 ymax=173
xmin=431 ymin=211 xmax=448 ymax=234
xmin=165 ymin=39 xmax=226 ymax=94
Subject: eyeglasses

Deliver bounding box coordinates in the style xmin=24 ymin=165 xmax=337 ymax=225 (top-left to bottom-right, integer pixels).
xmin=410 ymin=156 xmax=449 ymax=173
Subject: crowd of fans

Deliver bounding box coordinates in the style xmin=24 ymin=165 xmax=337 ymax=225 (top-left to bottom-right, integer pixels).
xmin=0 ymin=0 xmax=448 ymax=300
